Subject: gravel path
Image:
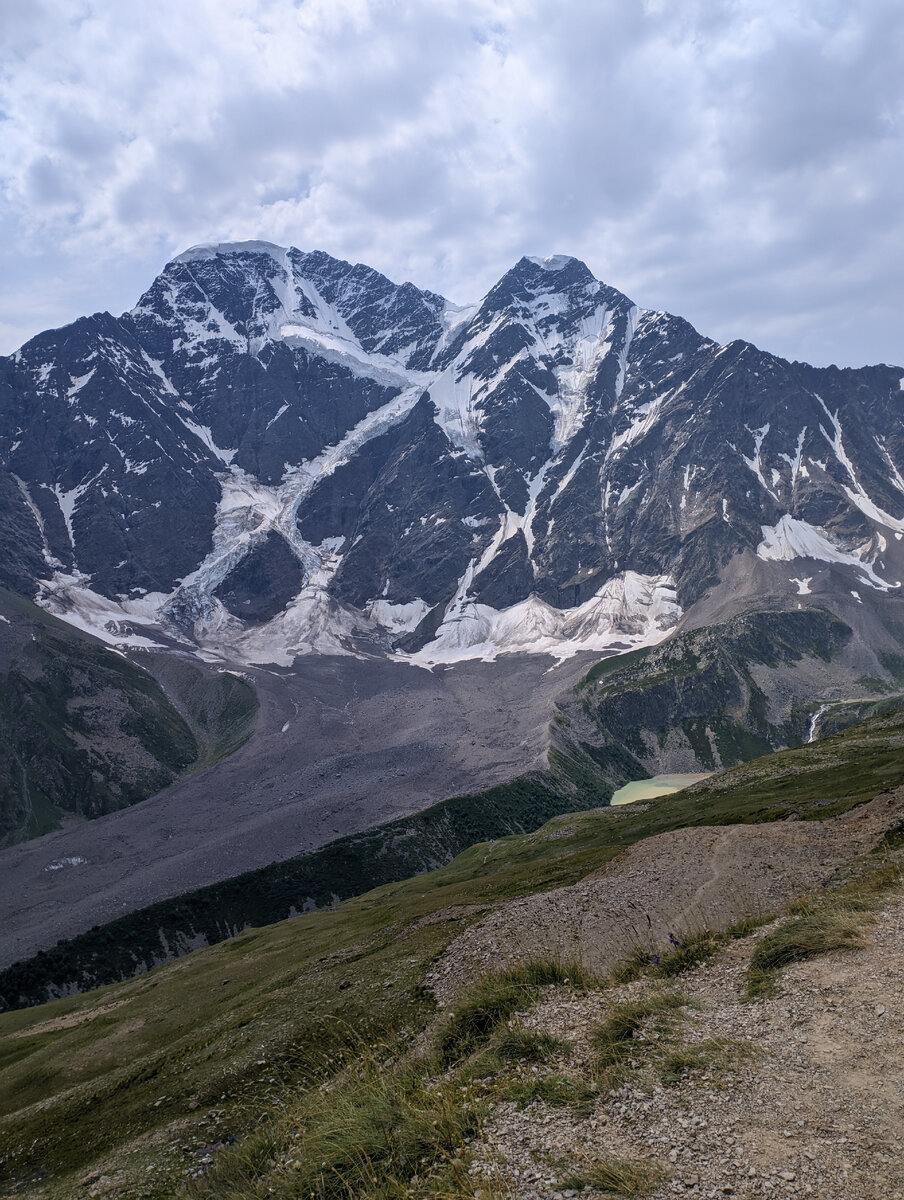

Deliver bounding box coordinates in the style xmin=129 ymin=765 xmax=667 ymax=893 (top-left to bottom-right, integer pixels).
xmin=428 ymin=790 xmax=904 ymax=1005
xmin=466 ymin=889 xmax=904 ymax=1199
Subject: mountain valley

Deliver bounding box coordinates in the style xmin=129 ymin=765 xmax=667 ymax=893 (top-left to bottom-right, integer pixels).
xmin=2 ymin=701 xmax=903 ymax=1199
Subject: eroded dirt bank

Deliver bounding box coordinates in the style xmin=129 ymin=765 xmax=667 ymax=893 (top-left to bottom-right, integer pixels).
xmin=429 ymin=790 xmax=904 ymax=1003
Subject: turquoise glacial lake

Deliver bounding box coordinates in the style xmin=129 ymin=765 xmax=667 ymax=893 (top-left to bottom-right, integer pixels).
xmin=610 ymin=773 xmax=712 ymax=806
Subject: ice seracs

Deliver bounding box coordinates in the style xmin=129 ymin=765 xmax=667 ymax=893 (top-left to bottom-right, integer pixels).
xmin=411 ymin=572 xmax=680 ymax=665
xmin=8 ymin=240 xmax=904 ymax=671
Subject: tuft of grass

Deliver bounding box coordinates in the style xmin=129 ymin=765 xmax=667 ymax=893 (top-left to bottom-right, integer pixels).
xmin=609 ymin=946 xmax=659 ymax=985
xmin=611 ymin=917 xmax=770 ymax=985
xmin=437 ymin=958 xmax=594 ymax=1067
xmin=744 ymin=859 xmax=904 ymax=999
xmin=591 ymin=993 xmax=685 ymax=1053
xmin=651 ymin=930 xmax=723 ymax=977
xmin=589 ymin=992 xmax=752 ymax=1092
xmin=748 ymin=902 xmax=872 ymax=980
xmin=746 ymin=966 xmax=780 ymax=999
xmin=191 ymin=1057 xmax=486 ymax=1200
xmin=498 ymin=1072 xmax=595 ymax=1112
xmin=590 ymin=992 xmax=687 ymax=1089
xmin=493 ymin=1026 xmax=569 ymax=1063
xmin=436 ymin=978 xmax=534 ymax=1067
xmin=656 ymin=1037 xmax=754 ymax=1084
xmin=726 ymin=914 xmax=769 ymax=939
xmin=504 ymin=957 xmax=600 ymax=991
xmin=560 ymin=1155 xmax=666 ymax=1196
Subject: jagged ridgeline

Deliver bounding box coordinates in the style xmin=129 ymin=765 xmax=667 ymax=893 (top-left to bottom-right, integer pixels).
xmin=0 ymin=605 xmax=883 ymax=1011
xmin=2 ymin=242 xmax=904 ymax=666
xmin=0 ymin=589 xmax=257 ymax=847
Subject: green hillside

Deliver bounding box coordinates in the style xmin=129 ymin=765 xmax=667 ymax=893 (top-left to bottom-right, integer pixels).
xmin=2 ymin=700 xmax=903 ymax=1198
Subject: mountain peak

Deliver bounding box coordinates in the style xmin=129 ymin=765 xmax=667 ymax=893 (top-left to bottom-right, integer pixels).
xmin=5 ymin=243 xmax=904 ymax=679
xmin=511 ymin=253 xmax=595 ymax=286
xmin=171 ymin=240 xmax=287 ymax=265
xmin=524 ymin=253 xmax=583 ymax=272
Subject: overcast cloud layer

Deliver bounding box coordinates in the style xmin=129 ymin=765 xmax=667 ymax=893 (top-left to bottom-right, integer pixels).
xmin=1 ymin=0 xmax=902 ymax=366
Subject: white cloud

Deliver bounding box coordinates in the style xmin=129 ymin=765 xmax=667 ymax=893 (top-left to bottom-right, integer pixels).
xmin=1 ymin=0 xmax=902 ymax=367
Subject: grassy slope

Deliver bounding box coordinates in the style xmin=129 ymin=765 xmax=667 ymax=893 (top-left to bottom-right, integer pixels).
xmin=2 ymin=701 xmax=903 ymax=1197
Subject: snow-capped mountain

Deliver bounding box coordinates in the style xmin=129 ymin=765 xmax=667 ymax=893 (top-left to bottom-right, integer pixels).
xmin=2 ymin=241 xmax=903 ymax=666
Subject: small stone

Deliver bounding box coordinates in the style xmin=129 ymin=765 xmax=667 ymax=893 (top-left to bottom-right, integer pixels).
xmin=779 ymin=1170 xmax=796 ymax=1181
xmin=875 ymin=1004 xmax=887 ymax=1016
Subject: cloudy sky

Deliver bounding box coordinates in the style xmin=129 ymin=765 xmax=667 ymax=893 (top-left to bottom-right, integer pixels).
xmin=1 ymin=0 xmax=902 ymax=366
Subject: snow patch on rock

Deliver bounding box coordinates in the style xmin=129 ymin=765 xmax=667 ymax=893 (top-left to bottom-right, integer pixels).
xmin=757 ymin=515 xmax=900 ymax=591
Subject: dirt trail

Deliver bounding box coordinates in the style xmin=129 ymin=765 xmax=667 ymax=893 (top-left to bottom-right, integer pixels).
xmin=466 ymin=889 xmax=904 ymax=1199
xmin=428 ymin=790 xmax=904 ymax=1004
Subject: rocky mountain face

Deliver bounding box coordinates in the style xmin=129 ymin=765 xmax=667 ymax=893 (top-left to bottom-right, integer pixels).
xmin=1 ymin=241 xmax=904 ymax=667
xmin=0 ymin=589 xmax=190 ymax=846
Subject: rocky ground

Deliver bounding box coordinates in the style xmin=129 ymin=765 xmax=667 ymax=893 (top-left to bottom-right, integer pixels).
xmin=0 ymin=650 xmax=593 ymax=968
xmin=415 ymin=790 xmax=904 ymax=1200
xmin=464 ymin=890 xmax=904 ymax=1200
xmin=428 ymin=790 xmax=904 ymax=1003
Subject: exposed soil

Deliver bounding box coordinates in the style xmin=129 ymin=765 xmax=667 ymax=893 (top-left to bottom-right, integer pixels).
xmin=465 ymin=891 xmax=904 ymax=1199
xmin=427 ymin=790 xmax=904 ymax=1006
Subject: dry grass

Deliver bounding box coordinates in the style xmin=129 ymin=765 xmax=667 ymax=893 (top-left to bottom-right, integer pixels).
xmin=559 ymin=1154 xmax=666 ymax=1196
xmin=746 ymin=897 xmax=876 ymax=998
